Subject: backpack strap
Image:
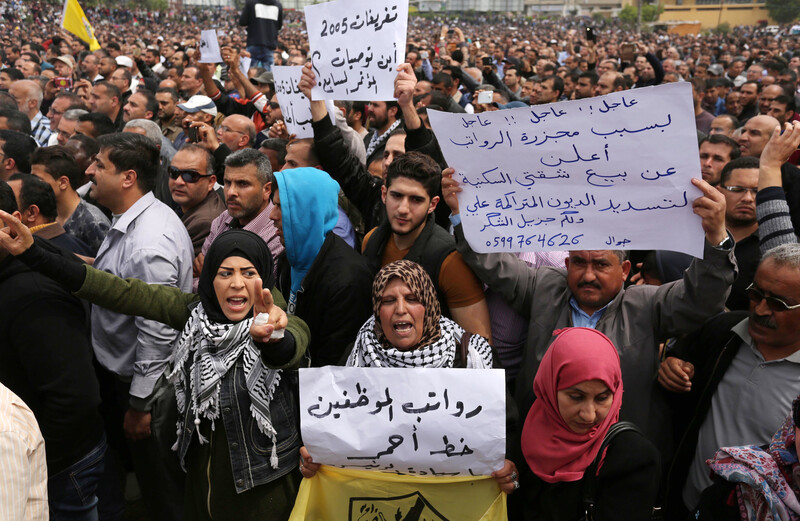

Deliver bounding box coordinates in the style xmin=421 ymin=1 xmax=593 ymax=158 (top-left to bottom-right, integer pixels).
xmin=581 ymin=421 xmax=642 ymax=521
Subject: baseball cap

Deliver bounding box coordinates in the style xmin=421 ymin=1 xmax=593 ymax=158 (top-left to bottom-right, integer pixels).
xmin=250 ymin=70 xmax=274 ymax=85
xmin=115 ymin=56 xmax=134 ymax=68
xmin=53 ymin=55 xmax=76 ymax=69
xmin=177 ymin=95 xmax=218 ymax=116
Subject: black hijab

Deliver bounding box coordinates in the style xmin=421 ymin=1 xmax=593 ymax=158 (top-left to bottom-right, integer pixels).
xmin=198 ymin=230 xmax=275 ymax=324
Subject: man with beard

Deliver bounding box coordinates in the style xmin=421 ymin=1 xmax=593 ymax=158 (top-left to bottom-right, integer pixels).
xmin=192 ymin=148 xmax=283 ymax=289
xmin=715 ymin=157 xmax=761 ymax=310
xmin=155 ymin=87 xmax=181 ymax=143
xmin=737 ymin=81 xmax=760 ymax=123
xmin=662 ymin=244 xmax=800 ymax=520
xmin=363 ymin=100 xmax=402 ymax=174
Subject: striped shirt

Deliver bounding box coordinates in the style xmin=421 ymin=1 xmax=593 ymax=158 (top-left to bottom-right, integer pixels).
xmin=0 ymin=383 xmax=48 ymax=521
xmin=30 ymin=112 xmax=52 ymax=148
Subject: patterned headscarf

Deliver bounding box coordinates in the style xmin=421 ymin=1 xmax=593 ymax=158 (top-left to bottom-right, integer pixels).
xmin=371 ymin=260 xmax=441 ymax=351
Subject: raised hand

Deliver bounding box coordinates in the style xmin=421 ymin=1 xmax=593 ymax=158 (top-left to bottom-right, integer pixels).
xmin=250 ymin=278 xmax=288 ymax=343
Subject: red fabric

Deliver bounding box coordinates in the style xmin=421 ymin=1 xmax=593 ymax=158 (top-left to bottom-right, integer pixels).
xmin=520 ymin=327 xmax=623 ymax=483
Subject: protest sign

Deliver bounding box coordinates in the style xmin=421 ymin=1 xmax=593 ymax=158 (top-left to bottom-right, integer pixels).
xmin=299 ymin=366 xmax=505 ymax=476
xmin=272 ymin=66 xmax=336 ymax=138
xmin=198 ymin=29 xmax=222 ymax=64
xmin=305 ymin=0 xmax=408 ymax=101
xmin=239 ymin=56 xmax=251 ymax=76
xmin=429 ymin=82 xmax=705 ymax=257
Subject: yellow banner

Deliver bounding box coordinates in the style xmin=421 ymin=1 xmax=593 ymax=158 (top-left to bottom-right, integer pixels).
xmin=289 ymin=466 xmax=508 ymax=521
xmin=60 ymin=0 xmax=100 ymax=51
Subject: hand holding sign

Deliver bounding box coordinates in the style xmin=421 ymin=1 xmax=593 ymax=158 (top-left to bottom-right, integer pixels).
xmin=198 ymin=29 xmax=223 ymax=64
xmin=690 ymin=177 xmax=727 ymax=246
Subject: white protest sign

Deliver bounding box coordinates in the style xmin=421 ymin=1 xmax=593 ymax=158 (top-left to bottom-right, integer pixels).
xmin=198 ymin=29 xmax=222 ymax=64
xmin=300 ymin=366 xmax=505 ymax=476
xmin=305 ymin=0 xmax=408 ymax=101
xmin=272 ymin=66 xmax=336 ymax=138
xmin=239 ymin=56 xmax=252 ymax=76
xmin=429 ymin=82 xmax=705 ymax=257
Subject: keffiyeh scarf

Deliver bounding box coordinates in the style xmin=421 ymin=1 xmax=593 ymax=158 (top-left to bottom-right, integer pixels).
xmin=365 ymin=119 xmax=402 ymax=160
xmin=347 ymin=315 xmax=493 ymax=369
xmin=170 ymin=304 xmax=282 ymax=468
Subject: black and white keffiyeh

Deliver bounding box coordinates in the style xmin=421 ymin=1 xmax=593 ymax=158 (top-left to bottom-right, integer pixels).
xmin=365 ymin=119 xmax=402 ymax=160
xmin=347 ymin=315 xmax=493 ymax=369
xmin=170 ymin=304 xmax=282 ymax=468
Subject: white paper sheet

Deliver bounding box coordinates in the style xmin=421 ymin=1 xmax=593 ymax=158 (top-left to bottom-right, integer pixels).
xmin=272 ymin=65 xmax=335 ymax=138
xmin=304 ymin=0 xmax=408 ymax=101
xmin=428 ymin=82 xmax=706 ymax=258
xmin=299 ymin=366 xmax=506 ymax=476
xmin=198 ymin=29 xmax=222 ymax=64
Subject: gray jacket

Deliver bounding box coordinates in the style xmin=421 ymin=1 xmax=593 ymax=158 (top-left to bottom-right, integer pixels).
xmin=455 ymin=225 xmax=737 ymax=447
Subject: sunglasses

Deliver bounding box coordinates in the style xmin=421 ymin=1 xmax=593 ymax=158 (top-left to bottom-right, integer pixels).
xmin=721 ymin=185 xmax=758 ymax=195
xmin=168 ymin=166 xmax=212 ymax=183
xmin=745 ymin=283 xmax=800 ymax=312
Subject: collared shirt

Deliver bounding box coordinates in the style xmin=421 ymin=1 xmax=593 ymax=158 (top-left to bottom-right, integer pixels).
xmin=0 ymin=383 xmax=48 ymax=521
xmin=93 ymin=192 xmax=193 ymax=401
xmin=30 ymin=112 xmax=51 ymax=147
xmin=64 ymin=199 xmax=111 ymax=256
xmin=569 ymin=297 xmax=608 ymax=328
xmin=195 ymin=203 xmax=284 ymax=291
xmin=684 ymin=319 xmax=800 ymax=507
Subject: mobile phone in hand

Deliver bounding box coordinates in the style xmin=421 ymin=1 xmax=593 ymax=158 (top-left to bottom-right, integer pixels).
xmin=187 ymin=126 xmax=199 ymax=143
xmin=586 ymin=27 xmax=596 ymax=42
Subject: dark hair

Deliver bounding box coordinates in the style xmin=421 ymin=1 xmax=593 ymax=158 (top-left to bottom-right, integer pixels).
xmin=715 ymin=113 xmax=739 ymax=129
xmin=352 ymin=100 xmax=368 ymax=126
xmin=94 ymin=81 xmax=121 ymax=101
xmin=155 ymin=87 xmax=179 ymax=102
xmin=259 ymin=138 xmax=289 ymax=167
xmin=55 ymin=91 xmax=87 ymax=111
xmin=700 ymin=133 xmax=741 ymax=160
xmin=431 ymin=72 xmax=453 ymax=90
xmin=13 ymin=174 xmax=57 ymax=220
xmin=721 ymin=156 xmax=760 ymax=185
xmin=543 ymin=75 xmax=564 ymax=97
xmin=579 ymin=70 xmax=599 ymax=85
xmin=134 ymin=89 xmax=157 ymax=119
xmin=78 ymin=112 xmax=116 ymax=138
xmin=772 ymin=94 xmax=796 ymax=114
xmin=0 ymin=108 xmax=32 ymax=134
xmin=691 ymin=77 xmax=707 ymax=94
xmin=741 ymin=80 xmax=761 ymax=93
xmin=385 ymin=151 xmax=440 ymax=200
xmin=0 ymin=68 xmax=23 ymax=81
xmin=176 ymin=143 xmax=215 ymax=177
xmin=106 ymin=42 xmax=121 ymax=51
xmin=30 ymin=146 xmax=83 ymax=190
xmin=0 ymin=129 xmax=36 ymax=172
xmin=0 ymin=178 xmax=17 ymax=213
xmin=224 ymin=148 xmax=272 ymax=185
xmin=428 ymin=90 xmax=454 ymax=110
xmin=0 ymin=92 xmax=16 ymax=110
xmin=97 ymin=133 xmax=160 ymax=193
xmin=67 ymin=133 xmax=100 ymax=156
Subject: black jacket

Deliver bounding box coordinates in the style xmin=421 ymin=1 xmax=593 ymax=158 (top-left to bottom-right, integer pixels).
xmin=276 ymin=232 xmax=373 ymax=367
xmin=312 ymin=116 xmax=452 ymax=231
xmin=514 ymin=429 xmax=660 ymax=521
xmin=664 ymin=311 xmax=749 ymax=520
xmin=0 ymin=247 xmax=103 ymax=475
xmin=239 ymin=0 xmax=282 ymax=50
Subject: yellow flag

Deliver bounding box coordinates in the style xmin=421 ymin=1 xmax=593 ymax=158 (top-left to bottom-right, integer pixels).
xmin=289 ymin=466 xmax=508 ymax=521
xmin=60 ymin=0 xmax=100 ymax=51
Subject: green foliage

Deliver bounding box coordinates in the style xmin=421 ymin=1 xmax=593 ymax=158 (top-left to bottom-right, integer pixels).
xmin=765 ymin=0 xmax=800 ymax=23
xmin=618 ymin=3 xmax=663 ymax=23
xmin=716 ymin=22 xmax=731 ymax=33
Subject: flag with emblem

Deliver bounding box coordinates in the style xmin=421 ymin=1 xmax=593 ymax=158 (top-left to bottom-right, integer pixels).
xmin=60 ymin=0 xmax=101 ymax=51
xmin=289 ymin=466 xmax=507 ymax=521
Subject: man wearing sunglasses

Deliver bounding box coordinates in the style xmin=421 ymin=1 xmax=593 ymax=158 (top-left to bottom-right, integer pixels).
xmin=168 ymin=145 xmax=225 ymax=256
xmin=662 ymin=243 xmax=800 ymax=519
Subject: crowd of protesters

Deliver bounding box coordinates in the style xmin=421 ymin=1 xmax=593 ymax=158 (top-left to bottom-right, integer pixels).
xmin=0 ymin=0 xmax=800 ymax=519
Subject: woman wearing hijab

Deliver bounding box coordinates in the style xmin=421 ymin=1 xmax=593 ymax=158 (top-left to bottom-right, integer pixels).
xmin=693 ymin=396 xmax=800 ymax=521
xmin=517 ymin=327 xmax=660 ymax=520
xmin=0 ymin=216 xmax=310 ymax=521
xmin=298 ymin=260 xmax=520 ymax=492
